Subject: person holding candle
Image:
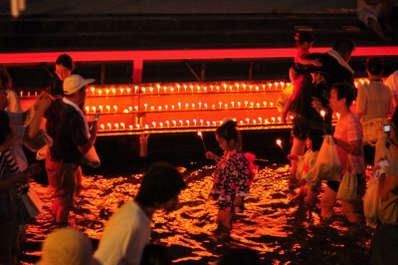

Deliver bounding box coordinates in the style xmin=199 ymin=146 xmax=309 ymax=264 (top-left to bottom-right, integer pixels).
xmin=205 ymin=120 xmax=255 ymax=240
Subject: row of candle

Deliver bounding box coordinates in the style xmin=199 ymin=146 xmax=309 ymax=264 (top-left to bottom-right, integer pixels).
xmin=97 ymin=116 xmax=291 ymax=131
xmin=84 ymin=100 xmax=276 ymax=114
xmin=86 ymin=81 xmax=289 ymax=96
xmin=17 ymin=78 xmax=370 ymax=98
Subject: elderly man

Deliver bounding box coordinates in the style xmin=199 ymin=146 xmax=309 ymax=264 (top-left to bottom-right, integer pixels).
xmin=45 ymin=74 xmax=97 ymax=226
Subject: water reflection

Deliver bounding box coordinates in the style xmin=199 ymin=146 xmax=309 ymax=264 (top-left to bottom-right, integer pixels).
xmin=21 ymin=164 xmax=372 ymax=265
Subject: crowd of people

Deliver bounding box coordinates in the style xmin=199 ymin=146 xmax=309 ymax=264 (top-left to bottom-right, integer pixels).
xmin=0 ymin=38 xmax=398 ymax=265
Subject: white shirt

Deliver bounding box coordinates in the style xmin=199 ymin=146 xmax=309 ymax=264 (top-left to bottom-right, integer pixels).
xmin=94 ymin=201 xmax=151 ymax=265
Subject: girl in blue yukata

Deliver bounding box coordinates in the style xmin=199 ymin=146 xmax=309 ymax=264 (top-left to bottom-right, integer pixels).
xmin=205 ymin=119 xmax=256 ymax=240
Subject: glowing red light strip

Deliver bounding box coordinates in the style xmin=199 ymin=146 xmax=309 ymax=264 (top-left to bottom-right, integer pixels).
xmin=0 ymin=46 xmax=396 ymax=64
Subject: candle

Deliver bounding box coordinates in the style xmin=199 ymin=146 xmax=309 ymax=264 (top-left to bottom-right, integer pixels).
xmin=275 ymin=138 xmax=283 ymax=149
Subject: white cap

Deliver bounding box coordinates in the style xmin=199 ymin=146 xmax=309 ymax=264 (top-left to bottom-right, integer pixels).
xmin=63 ymin=74 xmax=95 ymax=95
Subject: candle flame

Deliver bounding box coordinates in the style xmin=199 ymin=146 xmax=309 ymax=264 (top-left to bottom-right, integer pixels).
xmin=275 ymin=138 xmax=283 ymax=149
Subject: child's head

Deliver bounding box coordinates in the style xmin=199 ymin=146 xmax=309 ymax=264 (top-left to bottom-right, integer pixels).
xmin=55 ymin=54 xmax=74 ymax=81
xmin=215 ymin=119 xmax=241 ymax=151
xmin=329 ymin=82 xmax=357 ymax=112
xmin=365 ymin=56 xmax=384 ymax=77
xmin=294 ymin=31 xmax=314 ymax=47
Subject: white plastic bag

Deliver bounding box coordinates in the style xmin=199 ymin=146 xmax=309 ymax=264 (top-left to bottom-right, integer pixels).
xmin=363 ymin=175 xmax=379 ymax=228
xmin=312 ymin=135 xmax=342 ymax=181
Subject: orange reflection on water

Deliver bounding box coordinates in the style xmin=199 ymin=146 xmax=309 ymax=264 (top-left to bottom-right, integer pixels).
xmin=22 ymin=164 xmax=372 ymax=265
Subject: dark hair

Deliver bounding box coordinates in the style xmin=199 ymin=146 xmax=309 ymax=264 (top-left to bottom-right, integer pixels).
xmin=332 ymin=82 xmax=357 ymax=107
xmin=0 ymin=110 xmax=11 ymax=145
xmin=56 ymin=54 xmax=73 ymax=70
xmin=0 ymin=66 xmax=12 ymax=91
xmin=365 ymin=57 xmax=384 ymax=76
xmin=140 ymin=244 xmax=172 ymax=265
xmin=135 ymin=162 xmax=185 ymax=207
xmin=332 ymin=40 xmax=356 ymax=56
xmin=308 ymin=130 xmax=323 ymax=151
xmin=216 ymin=120 xmax=238 ymax=142
xmin=294 ymin=31 xmax=314 ymax=44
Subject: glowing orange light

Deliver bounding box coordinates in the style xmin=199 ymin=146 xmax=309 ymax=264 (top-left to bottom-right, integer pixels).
xmin=276 ymin=139 xmax=283 ymax=149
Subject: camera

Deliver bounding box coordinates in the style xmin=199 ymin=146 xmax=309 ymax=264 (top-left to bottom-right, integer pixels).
xmin=384 ymin=124 xmax=391 ymax=133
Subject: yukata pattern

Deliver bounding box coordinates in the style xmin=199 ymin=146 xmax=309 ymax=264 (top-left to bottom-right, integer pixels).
xmin=210 ymin=150 xmax=253 ymax=211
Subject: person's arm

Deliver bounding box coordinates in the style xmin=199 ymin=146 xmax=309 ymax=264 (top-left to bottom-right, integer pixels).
xmin=333 ymin=138 xmax=362 ymax=156
xmin=76 ymin=114 xmax=98 ymax=155
xmin=296 ymin=56 xmax=322 ymax=67
xmin=205 ymin=151 xmax=220 ymax=161
xmin=25 ymin=92 xmax=53 ymax=140
xmin=379 ymin=174 xmax=398 ymax=201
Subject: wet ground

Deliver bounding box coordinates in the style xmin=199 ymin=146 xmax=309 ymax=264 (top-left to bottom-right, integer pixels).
xmin=20 ymin=162 xmax=373 ymax=265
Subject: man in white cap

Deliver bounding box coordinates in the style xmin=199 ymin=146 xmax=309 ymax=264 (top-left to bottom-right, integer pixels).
xmin=44 ymin=74 xmax=97 ymax=226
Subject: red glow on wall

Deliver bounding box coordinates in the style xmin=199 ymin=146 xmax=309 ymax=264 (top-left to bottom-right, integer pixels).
xmin=0 ymin=46 xmax=396 ymax=64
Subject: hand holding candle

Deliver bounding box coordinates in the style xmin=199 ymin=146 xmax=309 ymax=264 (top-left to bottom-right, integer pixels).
xmin=197 ymin=131 xmax=207 ymax=152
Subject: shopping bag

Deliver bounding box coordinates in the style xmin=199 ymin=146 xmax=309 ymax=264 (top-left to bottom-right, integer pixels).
xmin=363 ymin=175 xmax=379 ymax=228
xmin=312 ymin=135 xmax=342 ymax=181
xmin=336 ymin=172 xmax=358 ymax=202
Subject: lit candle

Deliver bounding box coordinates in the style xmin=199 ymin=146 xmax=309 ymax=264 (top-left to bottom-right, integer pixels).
xmin=144 ymin=104 xmax=148 ymax=111
xmin=90 ymin=87 xmax=95 ymax=95
xmin=177 ymin=102 xmax=181 ymax=110
xmin=275 ymin=138 xmax=283 ymax=149
xmin=91 ymin=106 xmax=97 ymax=113
xmin=106 ymin=105 xmax=111 ymax=113
xmin=320 ymin=110 xmax=326 ymax=119
xmin=107 ymin=123 xmax=112 ymax=130
xmin=120 ymin=122 xmax=125 ymax=129
xmin=99 ymin=105 xmax=104 ymax=112
xmin=165 ymin=120 xmax=170 ymax=127
xmin=100 ymin=123 xmax=105 ymax=130
xmin=105 ymin=89 xmax=110 ymax=96
xmin=112 ymin=105 xmax=118 ymax=112
xmin=112 ymin=88 xmax=116 ymax=95
xmin=85 ymin=106 xmax=90 ymax=113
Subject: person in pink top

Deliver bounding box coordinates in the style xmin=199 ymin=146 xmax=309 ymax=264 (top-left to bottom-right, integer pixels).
xmin=321 ymin=83 xmax=366 ymax=224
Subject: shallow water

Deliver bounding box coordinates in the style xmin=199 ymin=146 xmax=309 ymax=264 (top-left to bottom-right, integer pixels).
xmin=20 ymin=163 xmax=373 ymax=265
